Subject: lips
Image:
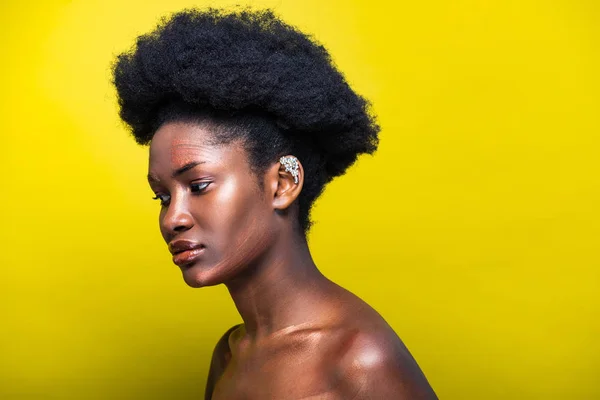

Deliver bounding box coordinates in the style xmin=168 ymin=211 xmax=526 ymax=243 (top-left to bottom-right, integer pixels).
xmin=169 ymin=240 xmax=205 ymax=267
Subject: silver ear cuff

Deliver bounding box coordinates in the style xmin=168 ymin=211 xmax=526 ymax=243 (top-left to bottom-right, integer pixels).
xmin=279 ymin=156 xmax=300 ymax=184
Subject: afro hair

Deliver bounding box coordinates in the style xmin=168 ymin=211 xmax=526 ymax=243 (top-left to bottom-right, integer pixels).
xmin=112 ymin=8 xmax=380 ymax=233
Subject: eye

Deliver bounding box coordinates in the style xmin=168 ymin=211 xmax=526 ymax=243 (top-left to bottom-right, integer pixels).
xmin=152 ymin=193 xmax=171 ymax=207
xmin=191 ymin=181 xmax=210 ymax=194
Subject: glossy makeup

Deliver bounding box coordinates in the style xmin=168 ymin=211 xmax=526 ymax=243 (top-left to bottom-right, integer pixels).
xmin=147 ymin=121 xmax=277 ymax=288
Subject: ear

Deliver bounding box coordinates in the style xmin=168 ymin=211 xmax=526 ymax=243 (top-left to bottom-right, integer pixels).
xmin=265 ymin=155 xmax=304 ymax=210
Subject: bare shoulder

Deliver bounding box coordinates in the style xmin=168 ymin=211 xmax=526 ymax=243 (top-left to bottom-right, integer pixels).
xmin=204 ymin=324 xmax=242 ymax=400
xmin=332 ymin=328 xmax=438 ymax=400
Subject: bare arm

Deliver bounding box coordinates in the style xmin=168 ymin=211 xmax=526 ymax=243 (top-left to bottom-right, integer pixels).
xmin=204 ymin=324 xmax=241 ymax=400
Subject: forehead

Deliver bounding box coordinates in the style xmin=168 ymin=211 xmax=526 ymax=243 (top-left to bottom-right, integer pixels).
xmin=148 ymin=121 xmax=244 ymax=169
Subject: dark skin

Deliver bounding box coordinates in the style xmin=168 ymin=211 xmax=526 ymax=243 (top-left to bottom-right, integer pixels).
xmin=147 ymin=121 xmax=438 ymax=399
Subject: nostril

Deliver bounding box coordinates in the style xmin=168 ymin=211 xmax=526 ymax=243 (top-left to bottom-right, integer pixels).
xmin=164 ymin=204 xmax=194 ymax=233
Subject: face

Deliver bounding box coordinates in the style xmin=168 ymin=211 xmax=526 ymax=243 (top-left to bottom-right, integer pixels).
xmin=147 ymin=121 xmax=277 ymax=288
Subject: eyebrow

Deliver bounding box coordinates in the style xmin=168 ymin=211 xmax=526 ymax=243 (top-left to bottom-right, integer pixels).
xmin=172 ymin=161 xmax=206 ymax=178
xmin=147 ymin=161 xmax=206 ymax=183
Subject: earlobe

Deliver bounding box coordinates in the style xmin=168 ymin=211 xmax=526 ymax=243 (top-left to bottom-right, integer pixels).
xmin=272 ymin=155 xmax=303 ymax=210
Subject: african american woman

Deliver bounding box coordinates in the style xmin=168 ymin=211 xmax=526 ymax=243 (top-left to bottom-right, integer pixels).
xmin=112 ymin=8 xmax=437 ymax=400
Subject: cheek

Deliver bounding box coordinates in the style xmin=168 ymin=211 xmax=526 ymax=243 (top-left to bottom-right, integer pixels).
xmin=158 ymin=209 xmax=169 ymax=240
xmin=207 ymin=180 xmax=273 ymax=264
xmin=217 ymin=213 xmax=273 ymax=273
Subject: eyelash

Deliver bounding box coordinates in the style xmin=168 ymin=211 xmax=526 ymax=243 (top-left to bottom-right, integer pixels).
xmin=152 ymin=182 xmax=211 ymax=207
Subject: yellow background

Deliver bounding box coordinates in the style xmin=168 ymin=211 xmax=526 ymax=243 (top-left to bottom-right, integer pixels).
xmin=1 ymin=0 xmax=599 ymax=398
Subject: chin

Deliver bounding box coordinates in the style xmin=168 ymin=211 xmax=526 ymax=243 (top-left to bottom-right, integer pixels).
xmin=180 ymin=263 xmax=227 ymax=288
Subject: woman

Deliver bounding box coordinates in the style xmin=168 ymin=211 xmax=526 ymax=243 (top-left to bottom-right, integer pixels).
xmin=113 ymin=8 xmax=437 ymax=399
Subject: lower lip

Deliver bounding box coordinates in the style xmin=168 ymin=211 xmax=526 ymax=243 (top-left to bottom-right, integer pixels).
xmin=172 ymin=247 xmax=205 ymax=267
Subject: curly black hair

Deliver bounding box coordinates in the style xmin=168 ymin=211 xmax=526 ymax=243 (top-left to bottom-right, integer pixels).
xmin=112 ymin=8 xmax=380 ymax=233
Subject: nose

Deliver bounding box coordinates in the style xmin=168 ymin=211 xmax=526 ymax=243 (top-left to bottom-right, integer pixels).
xmin=161 ymin=196 xmax=194 ymax=235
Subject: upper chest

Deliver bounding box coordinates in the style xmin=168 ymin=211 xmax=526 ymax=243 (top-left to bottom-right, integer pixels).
xmin=210 ymin=330 xmax=348 ymax=400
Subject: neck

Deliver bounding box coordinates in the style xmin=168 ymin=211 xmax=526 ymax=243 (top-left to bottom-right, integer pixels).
xmin=224 ymin=228 xmax=329 ymax=339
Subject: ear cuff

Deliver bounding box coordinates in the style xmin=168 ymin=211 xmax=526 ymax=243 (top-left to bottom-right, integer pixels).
xmin=279 ymin=156 xmax=300 ymax=184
